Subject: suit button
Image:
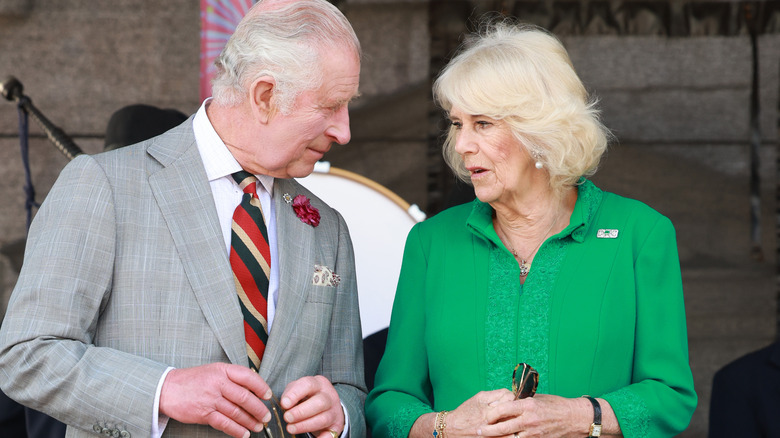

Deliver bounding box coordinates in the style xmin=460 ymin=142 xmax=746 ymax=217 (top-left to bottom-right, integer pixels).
xmin=102 ymin=427 xmax=111 ymax=436
xmin=120 ymin=430 xmax=131 ymax=437
xmin=93 ymin=425 xmax=102 ymax=433
xmin=112 ymin=430 xmax=121 ymax=437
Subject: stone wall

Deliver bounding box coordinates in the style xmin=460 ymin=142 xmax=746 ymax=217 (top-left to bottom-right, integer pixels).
xmin=0 ymin=0 xmax=202 ymax=320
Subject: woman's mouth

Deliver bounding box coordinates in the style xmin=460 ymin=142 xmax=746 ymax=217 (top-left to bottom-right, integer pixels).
xmin=467 ymin=166 xmax=488 ymax=176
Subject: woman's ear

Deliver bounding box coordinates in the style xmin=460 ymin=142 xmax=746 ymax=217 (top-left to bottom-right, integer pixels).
xmin=249 ymin=76 xmax=276 ymax=124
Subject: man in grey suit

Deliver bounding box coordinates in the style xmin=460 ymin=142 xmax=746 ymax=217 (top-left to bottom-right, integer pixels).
xmin=0 ymin=1 xmax=365 ymax=437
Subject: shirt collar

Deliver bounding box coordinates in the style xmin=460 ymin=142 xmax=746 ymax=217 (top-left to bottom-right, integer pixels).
xmin=193 ymin=98 xmax=275 ymax=196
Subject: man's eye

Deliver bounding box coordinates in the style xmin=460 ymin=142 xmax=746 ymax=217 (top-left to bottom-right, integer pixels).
xmin=332 ymin=102 xmax=349 ymax=112
xmin=322 ymin=104 xmax=341 ymax=113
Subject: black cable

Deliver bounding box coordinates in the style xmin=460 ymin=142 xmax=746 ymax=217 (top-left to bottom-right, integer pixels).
xmin=17 ymin=100 xmax=40 ymax=233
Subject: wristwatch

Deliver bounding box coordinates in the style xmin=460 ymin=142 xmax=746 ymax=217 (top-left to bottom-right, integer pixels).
xmin=582 ymin=396 xmax=602 ymax=437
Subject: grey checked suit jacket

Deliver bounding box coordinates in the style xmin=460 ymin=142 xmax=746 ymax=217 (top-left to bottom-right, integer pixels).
xmin=0 ymin=119 xmax=366 ymax=437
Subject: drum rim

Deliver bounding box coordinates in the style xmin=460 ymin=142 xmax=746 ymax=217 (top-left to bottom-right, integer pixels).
xmin=313 ymin=166 xmax=412 ymax=212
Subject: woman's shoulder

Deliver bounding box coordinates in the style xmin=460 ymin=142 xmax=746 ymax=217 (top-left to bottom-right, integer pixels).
xmin=407 ymin=201 xmax=476 ymax=246
xmin=419 ymin=201 xmax=474 ymax=228
xmin=595 ymin=186 xmax=670 ymax=222
xmin=576 ymin=180 xmax=672 ymax=229
xmin=595 ymin=189 xmax=676 ymax=239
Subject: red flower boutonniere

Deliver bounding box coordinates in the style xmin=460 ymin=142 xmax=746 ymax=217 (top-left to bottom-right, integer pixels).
xmin=291 ymin=194 xmax=320 ymax=227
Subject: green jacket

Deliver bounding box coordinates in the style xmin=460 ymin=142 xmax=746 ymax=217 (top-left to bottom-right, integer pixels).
xmin=366 ymin=180 xmax=697 ymax=438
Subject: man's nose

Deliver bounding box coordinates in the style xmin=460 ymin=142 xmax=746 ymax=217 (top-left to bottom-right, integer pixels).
xmin=327 ymin=106 xmax=351 ymax=145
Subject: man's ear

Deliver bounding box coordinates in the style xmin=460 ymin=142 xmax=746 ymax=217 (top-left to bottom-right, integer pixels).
xmin=249 ymin=76 xmax=277 ymax=124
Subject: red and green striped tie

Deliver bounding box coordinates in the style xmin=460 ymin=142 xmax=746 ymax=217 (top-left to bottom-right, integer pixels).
xmin=230 ymin=171 xmax=270 ymax=371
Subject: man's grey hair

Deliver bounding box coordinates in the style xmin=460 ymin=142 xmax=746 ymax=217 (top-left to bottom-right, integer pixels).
xmin=211 ymin=0 xmax=361 ymax=114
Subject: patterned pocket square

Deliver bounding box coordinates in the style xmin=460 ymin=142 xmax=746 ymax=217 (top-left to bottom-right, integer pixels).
xmin=312 ymin=264 xmax=340 ymax=287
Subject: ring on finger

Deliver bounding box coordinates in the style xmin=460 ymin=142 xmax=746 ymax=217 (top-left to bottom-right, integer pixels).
xmin=329 ymin=429 xmax=339 ymax=438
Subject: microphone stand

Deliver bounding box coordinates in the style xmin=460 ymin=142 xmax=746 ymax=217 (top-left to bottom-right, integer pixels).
xmin=1 ymin=75 xmax=83 ymax=160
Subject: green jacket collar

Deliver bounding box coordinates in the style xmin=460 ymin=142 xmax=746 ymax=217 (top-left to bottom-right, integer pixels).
xmin=465 ymin=179 xmax=604 ymax=245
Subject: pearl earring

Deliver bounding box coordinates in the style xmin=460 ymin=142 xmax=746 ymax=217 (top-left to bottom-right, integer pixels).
xmin=531 ymin=150 xmax=544 ymax=169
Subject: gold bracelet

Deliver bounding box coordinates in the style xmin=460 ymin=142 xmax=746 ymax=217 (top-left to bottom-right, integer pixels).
xmin=433 ymin=410 xmax=448 ymax=438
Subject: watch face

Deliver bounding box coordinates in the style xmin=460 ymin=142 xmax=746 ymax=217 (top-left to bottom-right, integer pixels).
xmin=589 ymin=424 xmax=602 ymax=437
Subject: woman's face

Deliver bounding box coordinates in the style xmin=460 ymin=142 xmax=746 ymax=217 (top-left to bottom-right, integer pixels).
xmin=450 ymin=106 xmax=537 ymax=206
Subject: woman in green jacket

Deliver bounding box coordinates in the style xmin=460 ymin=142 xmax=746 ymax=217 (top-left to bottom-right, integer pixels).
xmin=365 ymin=20 xmax=696 ymax=438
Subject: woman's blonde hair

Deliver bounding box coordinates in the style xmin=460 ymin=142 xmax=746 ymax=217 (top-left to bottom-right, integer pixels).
xmin=433 ymin=19 xmax=610 ymax=196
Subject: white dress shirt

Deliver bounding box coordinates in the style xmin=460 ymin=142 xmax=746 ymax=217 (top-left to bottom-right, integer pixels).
xmin=193 ymin=99 xmax=281 ymax=329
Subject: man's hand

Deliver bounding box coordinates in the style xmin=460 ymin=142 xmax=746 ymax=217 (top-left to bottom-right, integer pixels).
xmin=159 ymin=363 xmax=273 ymax=438
xmin=280 ymin=375 xmax=345 ymax=437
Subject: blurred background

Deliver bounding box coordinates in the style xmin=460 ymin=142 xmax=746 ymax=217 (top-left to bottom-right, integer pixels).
xmin=1 ymin=1 xmax=778 ymax=436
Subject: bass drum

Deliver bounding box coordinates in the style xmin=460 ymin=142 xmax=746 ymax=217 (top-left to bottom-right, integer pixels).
xmin=297 ymin=164 xmax=426 ymax=338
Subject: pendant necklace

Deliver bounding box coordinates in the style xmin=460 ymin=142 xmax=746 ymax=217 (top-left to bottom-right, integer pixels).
xmin=504 ymin=211 xmax=561 ymax=278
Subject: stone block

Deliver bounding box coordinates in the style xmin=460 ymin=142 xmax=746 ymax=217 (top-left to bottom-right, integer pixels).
xmin=566 ymin=36 xmax=752 ymax=89
xmin=565 ymin=34 xmax=779 ymax=141
xmin=600 ymin=88 xmax=751 ymax=142
xmin=0 ymin=0 xmax=31 ymax=18
xmin=0 ymin=0 xmax=200 ymax=135
xmin=344 ymin=2 xmax=430 ymax=97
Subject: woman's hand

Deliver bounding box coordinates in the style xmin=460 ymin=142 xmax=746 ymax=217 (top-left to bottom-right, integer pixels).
xmin=410 ymin=389 xmax=516 ymax=438
xmin=446 ymin=389 xmax=517 ymax=436
xmin=479 ymin=394 xmax=620 ymax=438
xmin=412 ymin=392 xmax=620 ymax=438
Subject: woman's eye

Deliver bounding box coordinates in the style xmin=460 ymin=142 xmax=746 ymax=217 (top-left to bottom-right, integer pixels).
xmin=476 ymin=120 xmax=492 ymax=128
xmin=450 ymin=121 xmax=462 ymax=129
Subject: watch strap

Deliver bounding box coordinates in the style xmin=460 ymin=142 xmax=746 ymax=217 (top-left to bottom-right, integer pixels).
xmin=582 ymin=396 xmax=602 ymax=437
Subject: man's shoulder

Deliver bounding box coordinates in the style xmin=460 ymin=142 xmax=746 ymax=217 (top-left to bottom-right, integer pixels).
xmin=94 ymin=117 xmax=196 ymax=166
xmin=716 ymin=342 xmax=779 ymax=379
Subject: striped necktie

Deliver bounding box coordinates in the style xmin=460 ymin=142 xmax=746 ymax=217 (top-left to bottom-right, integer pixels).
xmin=230 ymin=171 xmax=270 ymax=371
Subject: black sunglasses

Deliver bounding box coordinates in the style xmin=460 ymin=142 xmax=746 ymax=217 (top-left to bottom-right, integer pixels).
xmin=512 ymin=363 xmax=539 ymax=399
xmin=261 ymin=394 xmax=305 ymax=438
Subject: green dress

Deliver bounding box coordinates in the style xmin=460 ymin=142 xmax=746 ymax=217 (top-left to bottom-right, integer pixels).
xmin=365 ymin=180 xmax=697 ymax=438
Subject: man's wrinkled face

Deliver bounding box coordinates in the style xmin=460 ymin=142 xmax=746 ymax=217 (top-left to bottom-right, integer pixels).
xmin=252 ymin=47 xmax=360 ymax=179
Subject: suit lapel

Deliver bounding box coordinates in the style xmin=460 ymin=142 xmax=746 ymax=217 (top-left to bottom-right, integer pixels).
xmin=260 ymin=179 xmax=313 ymax=382
xmin=146 ymin=124 xmax=246 ymax=367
